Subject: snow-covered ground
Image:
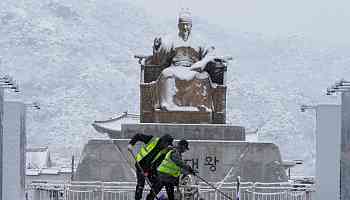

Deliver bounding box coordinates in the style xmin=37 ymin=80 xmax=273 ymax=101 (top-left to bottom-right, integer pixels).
xmin=1 ymin=0 xmax=350 ymax=176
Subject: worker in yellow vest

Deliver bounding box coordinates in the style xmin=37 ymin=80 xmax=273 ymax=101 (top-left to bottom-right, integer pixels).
xmin=128 ymin=134 xmax=174 ymax=200
xmin=145 ymin=140 xmax=195 ymax=200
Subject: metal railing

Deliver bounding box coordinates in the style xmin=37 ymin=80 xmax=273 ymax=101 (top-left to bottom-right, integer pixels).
xmin=26 ymin=181 xmax=315 ymax=200
xmin=26 ymin=181 xmax=65 ymax=200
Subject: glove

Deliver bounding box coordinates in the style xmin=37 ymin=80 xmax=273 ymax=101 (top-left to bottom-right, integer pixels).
xmin=187 ymin=166 xmax=196 ymax=175
xmin=127 ymin=144 xmax=133 ymax=152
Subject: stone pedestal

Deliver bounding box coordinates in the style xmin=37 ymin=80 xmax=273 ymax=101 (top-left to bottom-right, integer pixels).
xmin=81 ymin=123 xmax=286 ymax=183
xmin=75 ymin=139 xmax=287 ymax=183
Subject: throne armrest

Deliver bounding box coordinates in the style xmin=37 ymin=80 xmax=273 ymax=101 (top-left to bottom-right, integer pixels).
xmin=212 ymin=85 xmax=227 ymax=124
xmin=140 ymin=81 xmax=160 ymax=122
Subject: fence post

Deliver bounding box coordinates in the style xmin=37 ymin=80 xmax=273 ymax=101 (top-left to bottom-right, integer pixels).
xmin=71 ymin=155 xmax=75 ymax=181
xmin=197 ymin=183 xmax=201 ymax=199
xmin=63 ymin=184 xmax=67 ymax=200
xmin=252 ymin=183 xmax=255 ymax=200
xmin=101 ymin=182 xmax=104 ymax=200
xmin=236 ymin=176 xmax=240 ymax=200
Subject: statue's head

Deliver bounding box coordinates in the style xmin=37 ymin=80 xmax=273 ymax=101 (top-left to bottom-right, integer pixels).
xmin=153 ymin=37 xmax=162 ymax=51
xmin=178 ymin=10 xmax=192 ymax=42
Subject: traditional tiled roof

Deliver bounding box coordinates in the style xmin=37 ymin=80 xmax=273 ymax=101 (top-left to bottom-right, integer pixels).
xmin=92 ymin=112 xmax=139 ymax=135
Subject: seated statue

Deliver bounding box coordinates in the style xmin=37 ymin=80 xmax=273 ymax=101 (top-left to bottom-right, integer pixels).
xmin=156 ymin=10 xmax=232 ymax=112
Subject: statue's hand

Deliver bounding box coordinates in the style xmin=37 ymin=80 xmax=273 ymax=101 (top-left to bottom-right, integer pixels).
xmin=213 ymin=55 xmax=233 ymax=63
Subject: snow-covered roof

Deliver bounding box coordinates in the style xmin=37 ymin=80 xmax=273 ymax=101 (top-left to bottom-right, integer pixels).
xmin=26 ymin=167 xmax=72 ymax=176
xmin=41 ymin=168 xmax=59 ymax=175
xmin=26 ymin=169 xmax=40 ymax=176
xmin=92 ymin=112 xmax=139 ymax=135
xmin=26 ymin=147 xmax=51 ymax=169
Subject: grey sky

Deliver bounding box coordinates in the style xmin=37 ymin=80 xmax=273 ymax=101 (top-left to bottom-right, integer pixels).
xmin=130 ymin=0 xmax=349 ymax=45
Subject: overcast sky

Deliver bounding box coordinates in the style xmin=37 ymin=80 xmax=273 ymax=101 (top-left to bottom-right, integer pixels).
xmin=130 ymin=0 xmax=349 ymax=45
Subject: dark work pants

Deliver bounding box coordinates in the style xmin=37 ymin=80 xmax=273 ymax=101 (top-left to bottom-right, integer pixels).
xmin=135 ymin=167 xmax=145 ymax=200
xmin=145 ymin=179 xmax=176 ymax=200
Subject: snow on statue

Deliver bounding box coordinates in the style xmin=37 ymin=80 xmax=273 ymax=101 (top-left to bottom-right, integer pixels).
xmin=155 ymin=9 xmax=232 ymax=112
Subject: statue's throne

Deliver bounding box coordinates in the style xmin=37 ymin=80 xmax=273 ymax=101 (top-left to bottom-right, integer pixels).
xmin=136 ymin=45 xmax=227 ymax=124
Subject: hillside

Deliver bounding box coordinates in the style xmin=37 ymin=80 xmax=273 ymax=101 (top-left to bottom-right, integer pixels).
xmin=1 ymin=0 xmax=350 ymax=175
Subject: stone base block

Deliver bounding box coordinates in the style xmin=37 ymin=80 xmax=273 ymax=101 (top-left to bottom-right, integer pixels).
xmin=118 ymin=123 xmax=245 ymax=141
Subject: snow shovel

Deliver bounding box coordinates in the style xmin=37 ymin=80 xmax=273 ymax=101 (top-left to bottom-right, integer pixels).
xmin=193 ymin=173 xmax=233 ymax=200
xmin=112 ymin=141 xmax=136 ymax=177
xmin=236 ymin=176 xmax=240 ymax=200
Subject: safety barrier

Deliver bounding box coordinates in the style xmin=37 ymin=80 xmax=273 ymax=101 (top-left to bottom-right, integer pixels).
xmin=197 ymin=183 xmax=313 ymax=200
xmin=26 ymin=181 xmax=315 ymax=200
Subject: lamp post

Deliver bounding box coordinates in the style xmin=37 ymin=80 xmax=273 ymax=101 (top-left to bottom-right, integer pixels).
xmin=25 ymin=102 xmax=40 ymax=110
xmin=326 ymin=79 xmax=350 ymax=200
xmin=0 ymin=75 xmax=19 ymax=200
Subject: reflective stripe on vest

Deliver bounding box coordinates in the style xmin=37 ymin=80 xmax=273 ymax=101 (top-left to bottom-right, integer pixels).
xmin=151 ymin=148 xmax=170 ymax=165
xmin=157 ymin=150 xmax=181 ymax=177
xmin=135 ymin=137 xmax=160 ymax=162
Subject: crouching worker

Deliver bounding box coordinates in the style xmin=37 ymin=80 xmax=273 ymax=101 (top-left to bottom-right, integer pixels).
xmin=128 ymin=134 xmax=174 ymax=200
xmin=146 ymin=140 xmax=196 ymax=200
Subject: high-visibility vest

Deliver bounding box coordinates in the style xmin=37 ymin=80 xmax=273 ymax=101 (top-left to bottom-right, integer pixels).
xmin=135 ymin=137 xmax=160 ymax=162
xmin=157 ymin=150 xmax=181 ymax=177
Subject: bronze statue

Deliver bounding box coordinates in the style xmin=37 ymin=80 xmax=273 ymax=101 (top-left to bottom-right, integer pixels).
xmin=155 ymin=10 xmax=232 ymax=112
xmin=137 ymin=10 xmax=231 ymax=124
